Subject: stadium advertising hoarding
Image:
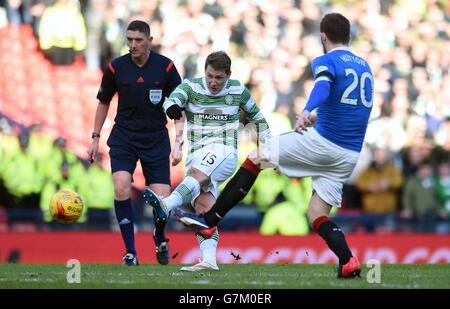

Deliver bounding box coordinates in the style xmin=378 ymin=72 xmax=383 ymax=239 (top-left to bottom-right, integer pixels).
xmin=0 ymin=232 xmax=449 ymax=264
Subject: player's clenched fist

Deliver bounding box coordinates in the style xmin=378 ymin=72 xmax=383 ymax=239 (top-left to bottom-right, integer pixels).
xmin=166 ymin=104 xmax=184 ymax=120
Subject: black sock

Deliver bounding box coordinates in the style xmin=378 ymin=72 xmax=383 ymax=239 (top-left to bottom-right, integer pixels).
xmin=205 ymin=167 xmax=258 ymax=226
xmin=153 ymin=209 xmax=168 ymax=240
xmin=317 ymin=220 xmax=352 ymax=265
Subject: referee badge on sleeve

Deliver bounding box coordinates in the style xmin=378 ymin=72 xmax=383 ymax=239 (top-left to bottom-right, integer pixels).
xmin=149 ymin=89 xmax=163 ymax=105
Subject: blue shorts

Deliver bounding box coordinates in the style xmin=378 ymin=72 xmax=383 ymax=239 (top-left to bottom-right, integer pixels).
xmin=107 ymin=125 xmax=171 ymax=186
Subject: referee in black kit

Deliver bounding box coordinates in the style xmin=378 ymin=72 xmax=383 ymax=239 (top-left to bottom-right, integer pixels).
xmin=87 ymin=20 xmax=182 ymax=266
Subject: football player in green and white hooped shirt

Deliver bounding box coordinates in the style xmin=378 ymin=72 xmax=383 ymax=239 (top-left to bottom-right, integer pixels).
xmin=144 ymin=51 xmax=271 ymax=271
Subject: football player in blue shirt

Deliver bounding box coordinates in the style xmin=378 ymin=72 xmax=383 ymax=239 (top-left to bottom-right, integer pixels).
xmin=87 ymin=20 xmax=182 ymax=266
xmin=175 ymin=13 xmax=374 ymax=278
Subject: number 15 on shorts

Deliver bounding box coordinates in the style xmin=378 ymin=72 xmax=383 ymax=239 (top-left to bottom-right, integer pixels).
xmin=197 ymin=150 xmax=229 ymax=176
xmin=202 ymin=152 xmax=217 ymax=166
xmin=194 ymin=146 xmax=234 ymax=176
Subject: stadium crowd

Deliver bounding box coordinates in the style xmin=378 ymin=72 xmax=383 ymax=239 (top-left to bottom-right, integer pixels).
xmin=0 ymin=0 xmax=449 ymax=234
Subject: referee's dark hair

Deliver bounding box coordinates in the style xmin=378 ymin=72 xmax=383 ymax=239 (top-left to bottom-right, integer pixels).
xmin=127 ymin=20 xmax=150 ymax=37
xmin=320 ymin=13 xmax=350 ymax=45
xmin=205 ymin=51 xmax=232 ymax=75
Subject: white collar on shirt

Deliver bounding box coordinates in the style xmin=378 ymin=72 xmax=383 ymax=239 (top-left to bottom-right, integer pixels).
xmin=328 ymin=46 xmax=350 ymax=53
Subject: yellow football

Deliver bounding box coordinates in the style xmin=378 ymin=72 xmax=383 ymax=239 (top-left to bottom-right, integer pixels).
xmin=49 ymin=189 xmax=84 ymax=223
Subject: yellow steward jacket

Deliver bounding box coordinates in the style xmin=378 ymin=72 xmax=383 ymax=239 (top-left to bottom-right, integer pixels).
xmin=38 ymin=3 xmax=87 ymax=51
xmin=356 ymin=163 xmax=404 ymax=213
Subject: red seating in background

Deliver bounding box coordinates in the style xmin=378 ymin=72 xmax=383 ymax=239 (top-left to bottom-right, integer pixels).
xmin=0 ymin=24 xmax=158 ymax=189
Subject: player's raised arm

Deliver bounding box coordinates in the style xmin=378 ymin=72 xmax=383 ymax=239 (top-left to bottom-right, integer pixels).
xmin=294 ymin=80 xmax=330 ymax=134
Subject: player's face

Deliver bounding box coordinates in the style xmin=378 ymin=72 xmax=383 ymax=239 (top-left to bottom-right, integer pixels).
xmin=127 ymin=30 xmax=152 ymax=60
xmin=205 ymin=65 xmax=231 ymax=95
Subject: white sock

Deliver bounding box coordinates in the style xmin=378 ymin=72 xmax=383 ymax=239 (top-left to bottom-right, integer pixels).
xmin=163 ymin=193 xmax=183 ymax=212
xmin=164 ymin=176 xmax=201 ymax=212
xmin=197 ymin=230 xmax=219 ymax=265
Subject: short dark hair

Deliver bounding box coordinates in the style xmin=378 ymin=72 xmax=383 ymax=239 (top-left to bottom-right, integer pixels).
xmin=204 ymin=51 xmax=232 ymax=75
xmin=127 ymin=20 xmax=150 ymax=37
xmin=320 ymin=13 xmax=350 ymax=45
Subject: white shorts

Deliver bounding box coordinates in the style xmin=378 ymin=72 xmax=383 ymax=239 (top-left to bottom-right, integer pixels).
xmin=185 ymin=144 xmax=238 ymax=199
xmin=263 ymin=128 xmax=359 ymax=207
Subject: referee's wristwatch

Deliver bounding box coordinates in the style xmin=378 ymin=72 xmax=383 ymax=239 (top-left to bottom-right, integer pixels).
xmin=175 ymin=138 xmax=184 ymax=145
xmin=92 ymin=132 xmax=101 ymax=139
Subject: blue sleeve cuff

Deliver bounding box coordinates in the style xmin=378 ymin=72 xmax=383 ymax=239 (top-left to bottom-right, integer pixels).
xmin=304 ymin=80 xmax=331 ymax=112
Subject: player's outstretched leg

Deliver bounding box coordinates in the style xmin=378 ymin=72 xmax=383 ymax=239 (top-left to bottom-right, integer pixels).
xmin=143 ymin=188 xmax=169 ymax=220
xmin=146 ymin=176 xmax=202 ymax=220
xmin=175 ymin=158 xmax=261 ymax=231
xmin=173 ymin=208 xmax=217 ymax=238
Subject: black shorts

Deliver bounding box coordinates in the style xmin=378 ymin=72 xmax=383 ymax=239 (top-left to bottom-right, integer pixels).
xmin=107 ymin=125 xmax=171 ymax=186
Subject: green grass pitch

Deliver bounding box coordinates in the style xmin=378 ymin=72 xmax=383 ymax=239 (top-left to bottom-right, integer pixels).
xmin=1 ymin=263 xmax=449 ymax=289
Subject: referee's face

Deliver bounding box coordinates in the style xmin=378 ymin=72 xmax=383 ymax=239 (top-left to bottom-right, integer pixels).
xmin=205 ymin=65 xmax=230 ymax=95
xmin=127 ymin=30 xmax=152 ymax=61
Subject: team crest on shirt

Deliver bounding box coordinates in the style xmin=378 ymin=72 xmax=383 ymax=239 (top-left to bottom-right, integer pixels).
xmin=149 ymin=89 xmax=163 ymax=105
xmin=224 ymin=95 xmax=233 ymax=105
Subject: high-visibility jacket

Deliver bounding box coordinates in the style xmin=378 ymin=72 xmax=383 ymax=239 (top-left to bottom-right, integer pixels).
xmin=84 ymin=165 xmax=114 ymax=210
xmin=38 ymin=2 xmax=87 ymax=51
xmin=259 ymin=200 xmax=309 ymax=236
xmin=3 ymin=146 xmax=44 ymax=198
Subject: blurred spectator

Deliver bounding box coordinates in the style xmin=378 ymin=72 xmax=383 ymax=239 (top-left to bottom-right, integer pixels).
xmin=38 ymin=0 xmax=87 ymax=65
xmin=365 ymin=107 xmax=408 ymax=153
xmin=356 ymin=147 xmax=404 ymax=214
xmin=399 ymin=144 xmax=426 ymax=178
xmin=40 ymin=160 xmax=88 ymax=225
xmin=2 ymin=131 xmax=44 ymax=211
xmin=0 ymin=129 xmax=19 ymax=209
xmin=85 ymin=153 xmax=114 ymax=230
xmin=400 ymin=160 xmax=443 ymax=232
xmin=260 ymin=178 xmax=311 ymax=236
xmin=436 ymin=162 xmax=450 ymax=217
xmin=252 ymin=169 xmax=290 ymax=215
xmin=27 ymin=123 xmax=53 ymax=160
xmin=83 ymin=0 xmax=108 ymax=68
xmin=355 ymin=147 xmax=404 ymax=231
xmin=431 ymin=117 xmax=450 ymax=165
xmin=40 ymin=137 xmax=87 ymax=184
xmin=4 ymin=0 xmax=33 ymax=26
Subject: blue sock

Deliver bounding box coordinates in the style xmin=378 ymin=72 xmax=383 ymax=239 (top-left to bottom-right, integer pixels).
xmin=114 ymin=199 xmax=136 ymax=255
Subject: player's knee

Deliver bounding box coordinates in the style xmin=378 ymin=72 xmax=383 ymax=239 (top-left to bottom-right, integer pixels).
xmin=194 ymin=192 xmax=215 ymax=214
xmin=248 ymin=147 xmax=275 ymax=169
xmin=195 ymin=202 xmax=211 ymax=214
xmin=113 ymin=177 xmax=131 ymax=200
xmin=114 ymin=185 xmax=130 ymax=200
xmin=186 ymin=168 xmax=210 ymax=187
